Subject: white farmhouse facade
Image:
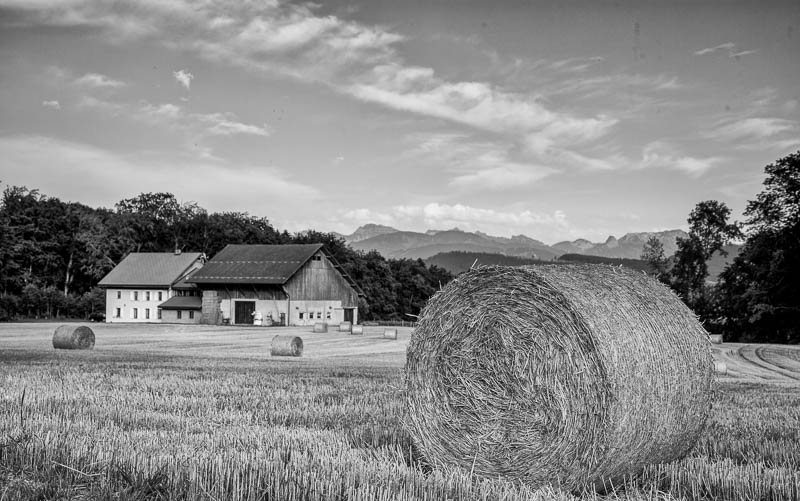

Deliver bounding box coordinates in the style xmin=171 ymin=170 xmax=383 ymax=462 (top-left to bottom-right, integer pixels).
xmin=98 ymin=251 xmax=204 ymax=323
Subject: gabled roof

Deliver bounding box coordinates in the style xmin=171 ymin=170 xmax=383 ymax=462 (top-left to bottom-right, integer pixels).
xmin=187 ymin=244 xmax=323 ymax=285
xmin=186 ymin=244 xmax=364 ymax=295
xmin=98 ymin=252 xmax=203 ymax=288
xmin=158 ymin=296 xmax=202 ymax=310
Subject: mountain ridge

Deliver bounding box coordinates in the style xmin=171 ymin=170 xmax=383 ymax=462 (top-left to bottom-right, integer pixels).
xmin=341 ymin=224 xmax=693 ymax=261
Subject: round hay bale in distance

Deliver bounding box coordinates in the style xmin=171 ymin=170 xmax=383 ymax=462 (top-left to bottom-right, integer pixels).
xmin=338 ymin=321 xmax=352 ymax=333
xmin=709 ymin=334 xmax=723 ymax=344
xmin=350 ymin=325 xmax=364 ymax=335
xmin=713 ymin=361 xmax=727 ymax=375
xmin=383 ymin=328 xmax=398 ymax=340
xmin=52 ymin=325 xmax=95 ymax=350
xmin=270 ymin=335 xmax=303 ymax=357
xmin=312 ymin=322 xmax=328 ymax=333
xmin=405 ymin=264 xmax=713 ymax=492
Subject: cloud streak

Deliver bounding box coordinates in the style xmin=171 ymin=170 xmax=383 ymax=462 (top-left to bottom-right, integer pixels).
xmin=75 ymin=72 xmax=125 ymax=88
xmin=41 ymin=100 xmax=61 ymax=110
xmin=694 ymin=42 xmax=758 ymax=59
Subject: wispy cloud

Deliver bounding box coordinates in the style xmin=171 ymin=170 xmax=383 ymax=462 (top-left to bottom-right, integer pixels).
xmin=41 ymin=100 xmax=61 ymax=110
xmin=81 ymin=97 xmax=270 ymax=138
xmin=173 ymin=69 xmax=193 ymax=90
xmin=640 ymin=141 xmax=722 ymax=177
xmin=409 ymin=133 xmax=556 ymax=190
xmin=694 ymin=42 xmax=758 ymax=59
xmin=705 ymin=117 xmax=799 ymax=150
xmin=75 ymin=72 xmax=125 ymax=88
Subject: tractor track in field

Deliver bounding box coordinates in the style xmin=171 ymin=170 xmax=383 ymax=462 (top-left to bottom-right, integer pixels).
xmin=712 ymin=342 xmax=800 ymax=383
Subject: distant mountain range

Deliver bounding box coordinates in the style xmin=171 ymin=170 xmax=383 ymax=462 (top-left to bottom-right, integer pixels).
xmin=338 ymin=224 xmax=740 ymax=280
xmin=340 ymin=224 xmax=690 ymax=261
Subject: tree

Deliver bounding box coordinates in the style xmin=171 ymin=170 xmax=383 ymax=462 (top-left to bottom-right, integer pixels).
xmin=717 ymin=151 xmax=800 ymax=343
xmin=671 ymin=200 xmax=741 ymax=314
xmin=640 ymin=235 xmax=668 ymax=282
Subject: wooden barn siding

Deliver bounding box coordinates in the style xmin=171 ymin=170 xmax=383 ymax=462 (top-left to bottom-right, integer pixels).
xmin=284 ymin=253 xmax=359 ymax=307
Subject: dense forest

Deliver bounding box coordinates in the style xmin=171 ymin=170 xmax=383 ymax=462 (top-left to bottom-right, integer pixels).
xmin=0 ymin=189 xmax=452 ymax=322
xmin=1 ymin=151 xmax=798 ymax=343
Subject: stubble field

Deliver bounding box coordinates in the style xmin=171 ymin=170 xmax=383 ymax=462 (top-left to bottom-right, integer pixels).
xmin=1 ymin=322 xmax=799 ymax=500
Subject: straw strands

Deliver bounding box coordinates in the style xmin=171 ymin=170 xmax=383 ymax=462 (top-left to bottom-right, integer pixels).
xmin=270 ymin=335 xmax=303 ymax=357
xmin=405 ymin=264 xmax=714 ymax=492
xmin=52 ymin=325 xmax=95 ymax=350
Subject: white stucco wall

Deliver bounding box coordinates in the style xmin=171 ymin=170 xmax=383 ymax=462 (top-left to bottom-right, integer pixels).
xmin=105 ymin=288 xmax=171 ymax=323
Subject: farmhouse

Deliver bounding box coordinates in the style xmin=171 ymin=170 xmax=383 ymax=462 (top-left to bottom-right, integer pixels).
xmin=98 ymin=251 xmax=205 ymax=323
xmin=187 ymin=244 xmax=363 ymax=326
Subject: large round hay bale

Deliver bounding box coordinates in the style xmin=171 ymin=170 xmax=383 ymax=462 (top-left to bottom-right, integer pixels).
xmin=383 ymin=328 xmax=398 ymax=340
xmin=338 ymin=321 xmax=352 ymax=333
xmin=713 ymin=361 xmax=728 ymax=375
xmin=709 ymin=334 xmax=723 ymax=344
xmin=270 ymin=335 xmax=303 ymax=357
xmin=312 ymin=322 xmax=328 ymax=333
xmin=405 ymin=265 xmax=713 ymax=492
xmin=350 ymin=325 xmax=364 ymax=335
xmin=52 ymin=325 xmax=95 ymax=350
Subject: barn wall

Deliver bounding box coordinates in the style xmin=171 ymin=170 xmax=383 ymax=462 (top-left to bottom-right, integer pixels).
xmin=200 ymin=286 xmax=286 ymax=325
xmin=284 ymin=252 xmax=359 ymax=307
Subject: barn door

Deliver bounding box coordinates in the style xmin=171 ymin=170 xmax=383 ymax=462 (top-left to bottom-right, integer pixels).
xmin=235 ymin=301 xmax=255 ymax=324
xmin=343 ymin=308 xmax=354 ymax=323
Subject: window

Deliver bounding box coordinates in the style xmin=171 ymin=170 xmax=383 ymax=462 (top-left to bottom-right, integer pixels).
xmin=326 ymin=311 xmax=331 ymax=320
xmin=133 ymin=308 xmax=138 ymax=319
xmin=299 ymin=312 xmax=304 ymax=320
xmin=189 ymin=311 xmax=194 ymax=319
xmin=158 ymin=291 xmax=163 ymax=301
xmin=115 ymin=308 xmax=121 ymax=318
xmin=133 ymin=291 xmax=139 ymax=301
xmin=116 ymin=291 xmax=121 ymax=299
xmin=145 ymin=308 xmax=150 ymax=319
xmin=177 ymin=310 xmax=182 ymax=319
xmin=157 ymin=309 xmax=162 ymax=320
xmin=146 ymin=291 xmax=151 ymax=301
xmin=316 ymin=311 xmax=322 ymax=319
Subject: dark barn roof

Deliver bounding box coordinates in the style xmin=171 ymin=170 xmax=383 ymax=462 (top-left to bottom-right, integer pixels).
xmin=98 ymin=252 xmax=203 ymax=288
xmin=158 ymin=296 xmax=202 ymax=310
xmin=187 ymin=244 xmax=363 ymax=295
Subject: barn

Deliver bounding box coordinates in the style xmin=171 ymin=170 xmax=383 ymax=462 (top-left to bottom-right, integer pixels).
xmin=187 ymin=244 xmax=363 ymax=326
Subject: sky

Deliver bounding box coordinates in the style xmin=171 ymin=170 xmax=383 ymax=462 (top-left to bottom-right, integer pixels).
xmin=0 ymin=0 xmax=798 ymax=244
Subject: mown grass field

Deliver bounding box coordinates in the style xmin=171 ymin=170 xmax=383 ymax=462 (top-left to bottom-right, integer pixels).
xmin=1 ymin=323 xmax=800 ymax=500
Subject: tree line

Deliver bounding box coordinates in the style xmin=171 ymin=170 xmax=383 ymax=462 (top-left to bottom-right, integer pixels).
xmin=0 ymin=189 xmax=452 ymax=321
xmin=640 ymin=151 xmax=800 ymax=343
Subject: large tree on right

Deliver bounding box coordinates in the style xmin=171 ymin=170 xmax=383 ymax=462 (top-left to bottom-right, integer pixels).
xmin=717 ymin=151 xmax=800 ymax=343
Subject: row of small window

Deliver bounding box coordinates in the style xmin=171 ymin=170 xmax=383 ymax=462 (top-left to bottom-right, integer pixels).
xmin=113 ymin=308 xmax=194 ymax=320
xmin=298 ymin=311 xmax=330 ymax=320
xmin=116 ymin=290 xmax=164 ymax=302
